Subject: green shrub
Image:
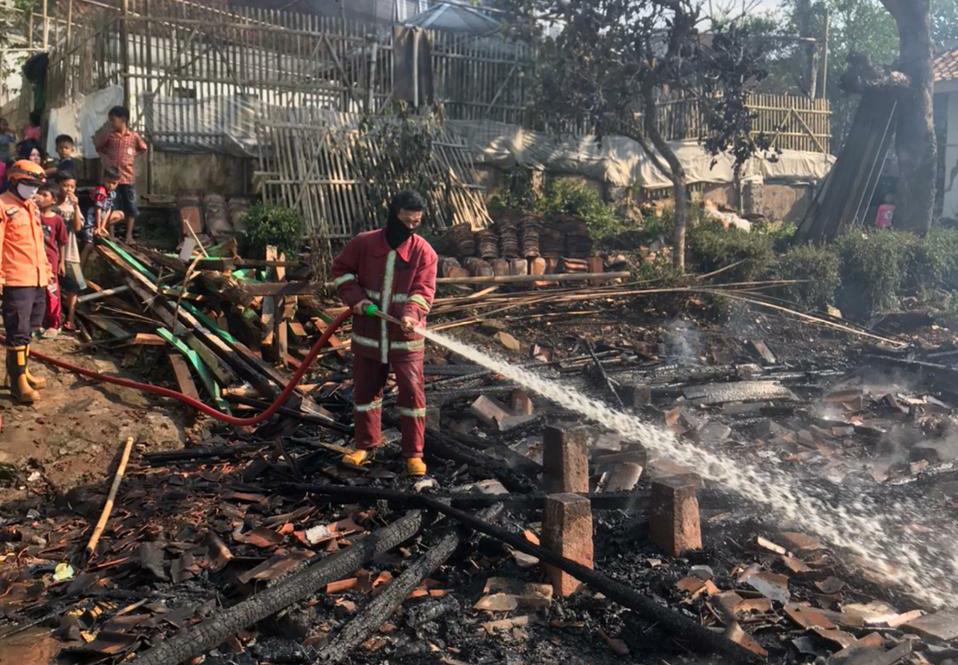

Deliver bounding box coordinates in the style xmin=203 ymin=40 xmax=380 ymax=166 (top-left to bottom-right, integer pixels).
xmin=243 ymin=204 xmax=304 ymax=259
xmin=778 ymin=244 xmax=840 ymax=310
xmin=898 ymin=233 xmax=944 ymax=295
xmin=836 ymin=232 xmax=904 ymax=318
xmin=928 ymin=228 xmax=958 ymax=290
xmin=535 ymin=179 xmax=624 ymax=238
xmin=687 ymin=219 xmax=776 ymax=283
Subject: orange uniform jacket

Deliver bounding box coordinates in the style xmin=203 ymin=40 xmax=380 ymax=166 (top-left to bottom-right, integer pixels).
xmin=0 ymin=190 xmax=51 ymax=288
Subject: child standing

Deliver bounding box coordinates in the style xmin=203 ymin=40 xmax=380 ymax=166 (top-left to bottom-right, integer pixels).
xmin=21 ymin=111 xmax=42 ymax=143
xmin=56 ymin=172 xmax=85 ymax=332
xmin=875 ymin=193 xmax=895 ymax=230
xmin=36 ymin=182 xmax=68 ymax=338
xmin=0 ymin=118 xmax=16 ymax=161
xmin=45 ymin=134 xmax=77 ymax=177
xmin=86 ymin=167 xmax=125 ymax=241
xmin=94 ymin=106 xmax=148 ymax=243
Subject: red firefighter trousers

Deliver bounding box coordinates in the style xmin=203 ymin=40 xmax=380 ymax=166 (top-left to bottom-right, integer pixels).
xmin=352 ymin=354 xmax=426 ymax=459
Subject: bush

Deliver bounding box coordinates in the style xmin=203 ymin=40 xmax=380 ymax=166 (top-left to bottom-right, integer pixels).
xmin=243 ymin=204 xmax=304 ymax=259
xmin=778 ymin=244 xmax=840 ymax=310
xmin=687 ymin=219 xmax=776 ymax=283
xmin=898 ymin=233 xmax=944 ymax=295
xmin=836 ymin=232 xmax=904 ymax=318
xmin=928 ymin=228 xmax=958 ymax=291
xmin=535 ymin=179 xmax=624 ymax=239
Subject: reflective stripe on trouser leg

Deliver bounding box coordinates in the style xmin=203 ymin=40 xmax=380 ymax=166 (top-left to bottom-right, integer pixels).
xmin=352 ymin=355 xmax=390 ymax=451
xmin=392 ymin=354 xmax=426 ymax=459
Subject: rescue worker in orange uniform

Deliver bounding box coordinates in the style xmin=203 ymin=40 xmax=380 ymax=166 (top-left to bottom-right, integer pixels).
xmin=331 ymin=191 xmax=438 ymax=477
xmin=0 ymin=160 xmax=52 ymax=404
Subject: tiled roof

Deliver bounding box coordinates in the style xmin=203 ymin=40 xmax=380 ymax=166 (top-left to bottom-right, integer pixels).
xmin=935 ymin=49 xmax=958 ymax=83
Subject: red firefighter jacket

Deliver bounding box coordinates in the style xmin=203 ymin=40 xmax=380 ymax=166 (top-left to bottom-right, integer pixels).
xmin=332 ymin=229 xmax=438 ymax=363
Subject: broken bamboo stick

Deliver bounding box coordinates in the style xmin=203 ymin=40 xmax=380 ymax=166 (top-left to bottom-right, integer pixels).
xmin=435 ymin=271 xmax=631 ymax=286
xmin=710 ymin=290 xmax=906 ymax=347
xmin=127 ymin=511 xmax=424 ymax=665
xmin=85 ymin=436 xmax=135 ymax=558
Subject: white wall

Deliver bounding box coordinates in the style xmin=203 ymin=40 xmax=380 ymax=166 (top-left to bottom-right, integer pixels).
xmin=946 ymin=91 xmax=958 ymax=220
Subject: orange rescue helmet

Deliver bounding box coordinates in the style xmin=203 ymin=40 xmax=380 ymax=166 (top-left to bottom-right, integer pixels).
xmin=7 ymin=160 xmax=46 ymax=187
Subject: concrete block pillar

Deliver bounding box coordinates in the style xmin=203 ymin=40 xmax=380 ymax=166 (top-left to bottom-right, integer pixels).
xmin=620 ymin=383 xmax=652 ymax=408
xmin=426 ymin=403 xmax=440 ymax=431
xmin=543 ymin=425 xmax=589 ymax=494
xmin=542 ymin=493 xmax=594 ymax=597
xmin=649 ymin=476 xmax=702 ymax=556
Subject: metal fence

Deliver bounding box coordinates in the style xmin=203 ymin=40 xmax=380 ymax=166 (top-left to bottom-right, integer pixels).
xmin=39 ymin=0 xmax=531 ymax=151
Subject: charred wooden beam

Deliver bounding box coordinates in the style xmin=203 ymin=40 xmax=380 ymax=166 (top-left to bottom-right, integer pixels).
xmin=315 ymin=504 xmax=503 ymax=664
xmin=413 ymin=496 xmax=761 ymax=663
xmin=286 ymin=483 xmax=732 ymax=513
xmin=126 ymin=511 xmax=424 ymax=665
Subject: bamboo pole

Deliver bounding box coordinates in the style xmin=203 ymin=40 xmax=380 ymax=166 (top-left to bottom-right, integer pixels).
xmin=85 ymin=436 xmax=135 ymax=558
xmin=435 ymin=271 xmax=631 ymax=286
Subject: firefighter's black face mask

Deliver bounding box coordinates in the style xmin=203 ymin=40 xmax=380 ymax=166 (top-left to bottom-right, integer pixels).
xmin=385 ymin=208 xmax=423 ymax=249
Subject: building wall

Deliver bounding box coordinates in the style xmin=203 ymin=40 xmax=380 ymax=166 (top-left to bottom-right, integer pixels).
xmin=945 ymin=91 xmax=958 ymax=220
xmin=136 ymin=150 xmax=249 ymax=197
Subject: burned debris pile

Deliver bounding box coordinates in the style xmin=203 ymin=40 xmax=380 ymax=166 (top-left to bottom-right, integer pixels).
xmin=4 ymin=228 xmax=958 ymax=665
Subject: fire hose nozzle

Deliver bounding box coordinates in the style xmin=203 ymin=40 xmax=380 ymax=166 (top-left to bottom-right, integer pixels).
xmin=363 ymin=303 xmax=380 ymax=317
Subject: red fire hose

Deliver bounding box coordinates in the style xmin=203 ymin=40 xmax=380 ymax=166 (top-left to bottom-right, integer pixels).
xmin=19 ymin=309 xmax=354 ymax=427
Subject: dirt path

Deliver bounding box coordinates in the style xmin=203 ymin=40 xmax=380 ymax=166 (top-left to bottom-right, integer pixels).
xmin=0 ymin=335 xmax=189 ymax=502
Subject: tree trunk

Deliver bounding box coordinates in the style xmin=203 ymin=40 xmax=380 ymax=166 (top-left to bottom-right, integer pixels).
xmin=881 ymin=0 xmax=937 ymax=234
xmin=643 ymin=85 xmax=689 ymax=272
xmin=795 ymin=0 xmax=819 ymax=98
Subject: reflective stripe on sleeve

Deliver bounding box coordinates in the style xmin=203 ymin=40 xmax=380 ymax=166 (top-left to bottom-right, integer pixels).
xmin=409 ymin=294 xmax=430 ymax=312
xmin=333 ymin=273 xmax=356 ymax=287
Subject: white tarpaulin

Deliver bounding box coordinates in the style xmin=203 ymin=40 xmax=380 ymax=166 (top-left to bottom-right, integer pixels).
xmin=46 ymin=85 xmax=124 ymax=159
xmin=447 ymin=119 xmax=835 ymax=190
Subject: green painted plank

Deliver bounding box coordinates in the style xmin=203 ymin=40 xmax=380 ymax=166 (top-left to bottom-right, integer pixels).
xmin=157 ymin=327 xmax=229 ymax=411
xmin=101 ymin=238 xmax=159 ymax=282
xmin=181 ymin=302 xmax=240 ymax=344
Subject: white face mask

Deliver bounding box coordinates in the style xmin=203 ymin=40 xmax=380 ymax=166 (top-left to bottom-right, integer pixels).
xmin=16 ymin=183 xmax=39 ymax=200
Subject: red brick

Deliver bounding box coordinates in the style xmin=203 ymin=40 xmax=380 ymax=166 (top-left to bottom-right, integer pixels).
xmin=543 ymin=425 xmax=589 ymax=494
xmin=542 ymin=493 xmax=593 ymax=597
xmin=649 ymin=476 xmax=702 ymax=556
xmin=511 ymin=389 xmax=534 ymax=416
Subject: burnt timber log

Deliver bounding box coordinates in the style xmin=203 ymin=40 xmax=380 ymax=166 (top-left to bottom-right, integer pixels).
xmin=315 ymin=504 xmax=503 ymax=664
xmin=127 ymin=511 xmax=424 ymax=665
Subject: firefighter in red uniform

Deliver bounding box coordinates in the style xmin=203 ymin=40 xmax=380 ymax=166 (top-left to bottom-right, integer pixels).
xmin=332 ymin=191 xmax=438 ymax=477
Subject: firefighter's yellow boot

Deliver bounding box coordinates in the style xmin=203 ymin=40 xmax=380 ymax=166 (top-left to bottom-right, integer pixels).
xmin=6 ymin=346 xmax=37 ymax=405
xmin=405 ymin=458 xmax=427 ymax=477
xmin=24 ymin=345 xmax=46 ymax=390
xmin=342 ymin=449 xmax=372 ymax=469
